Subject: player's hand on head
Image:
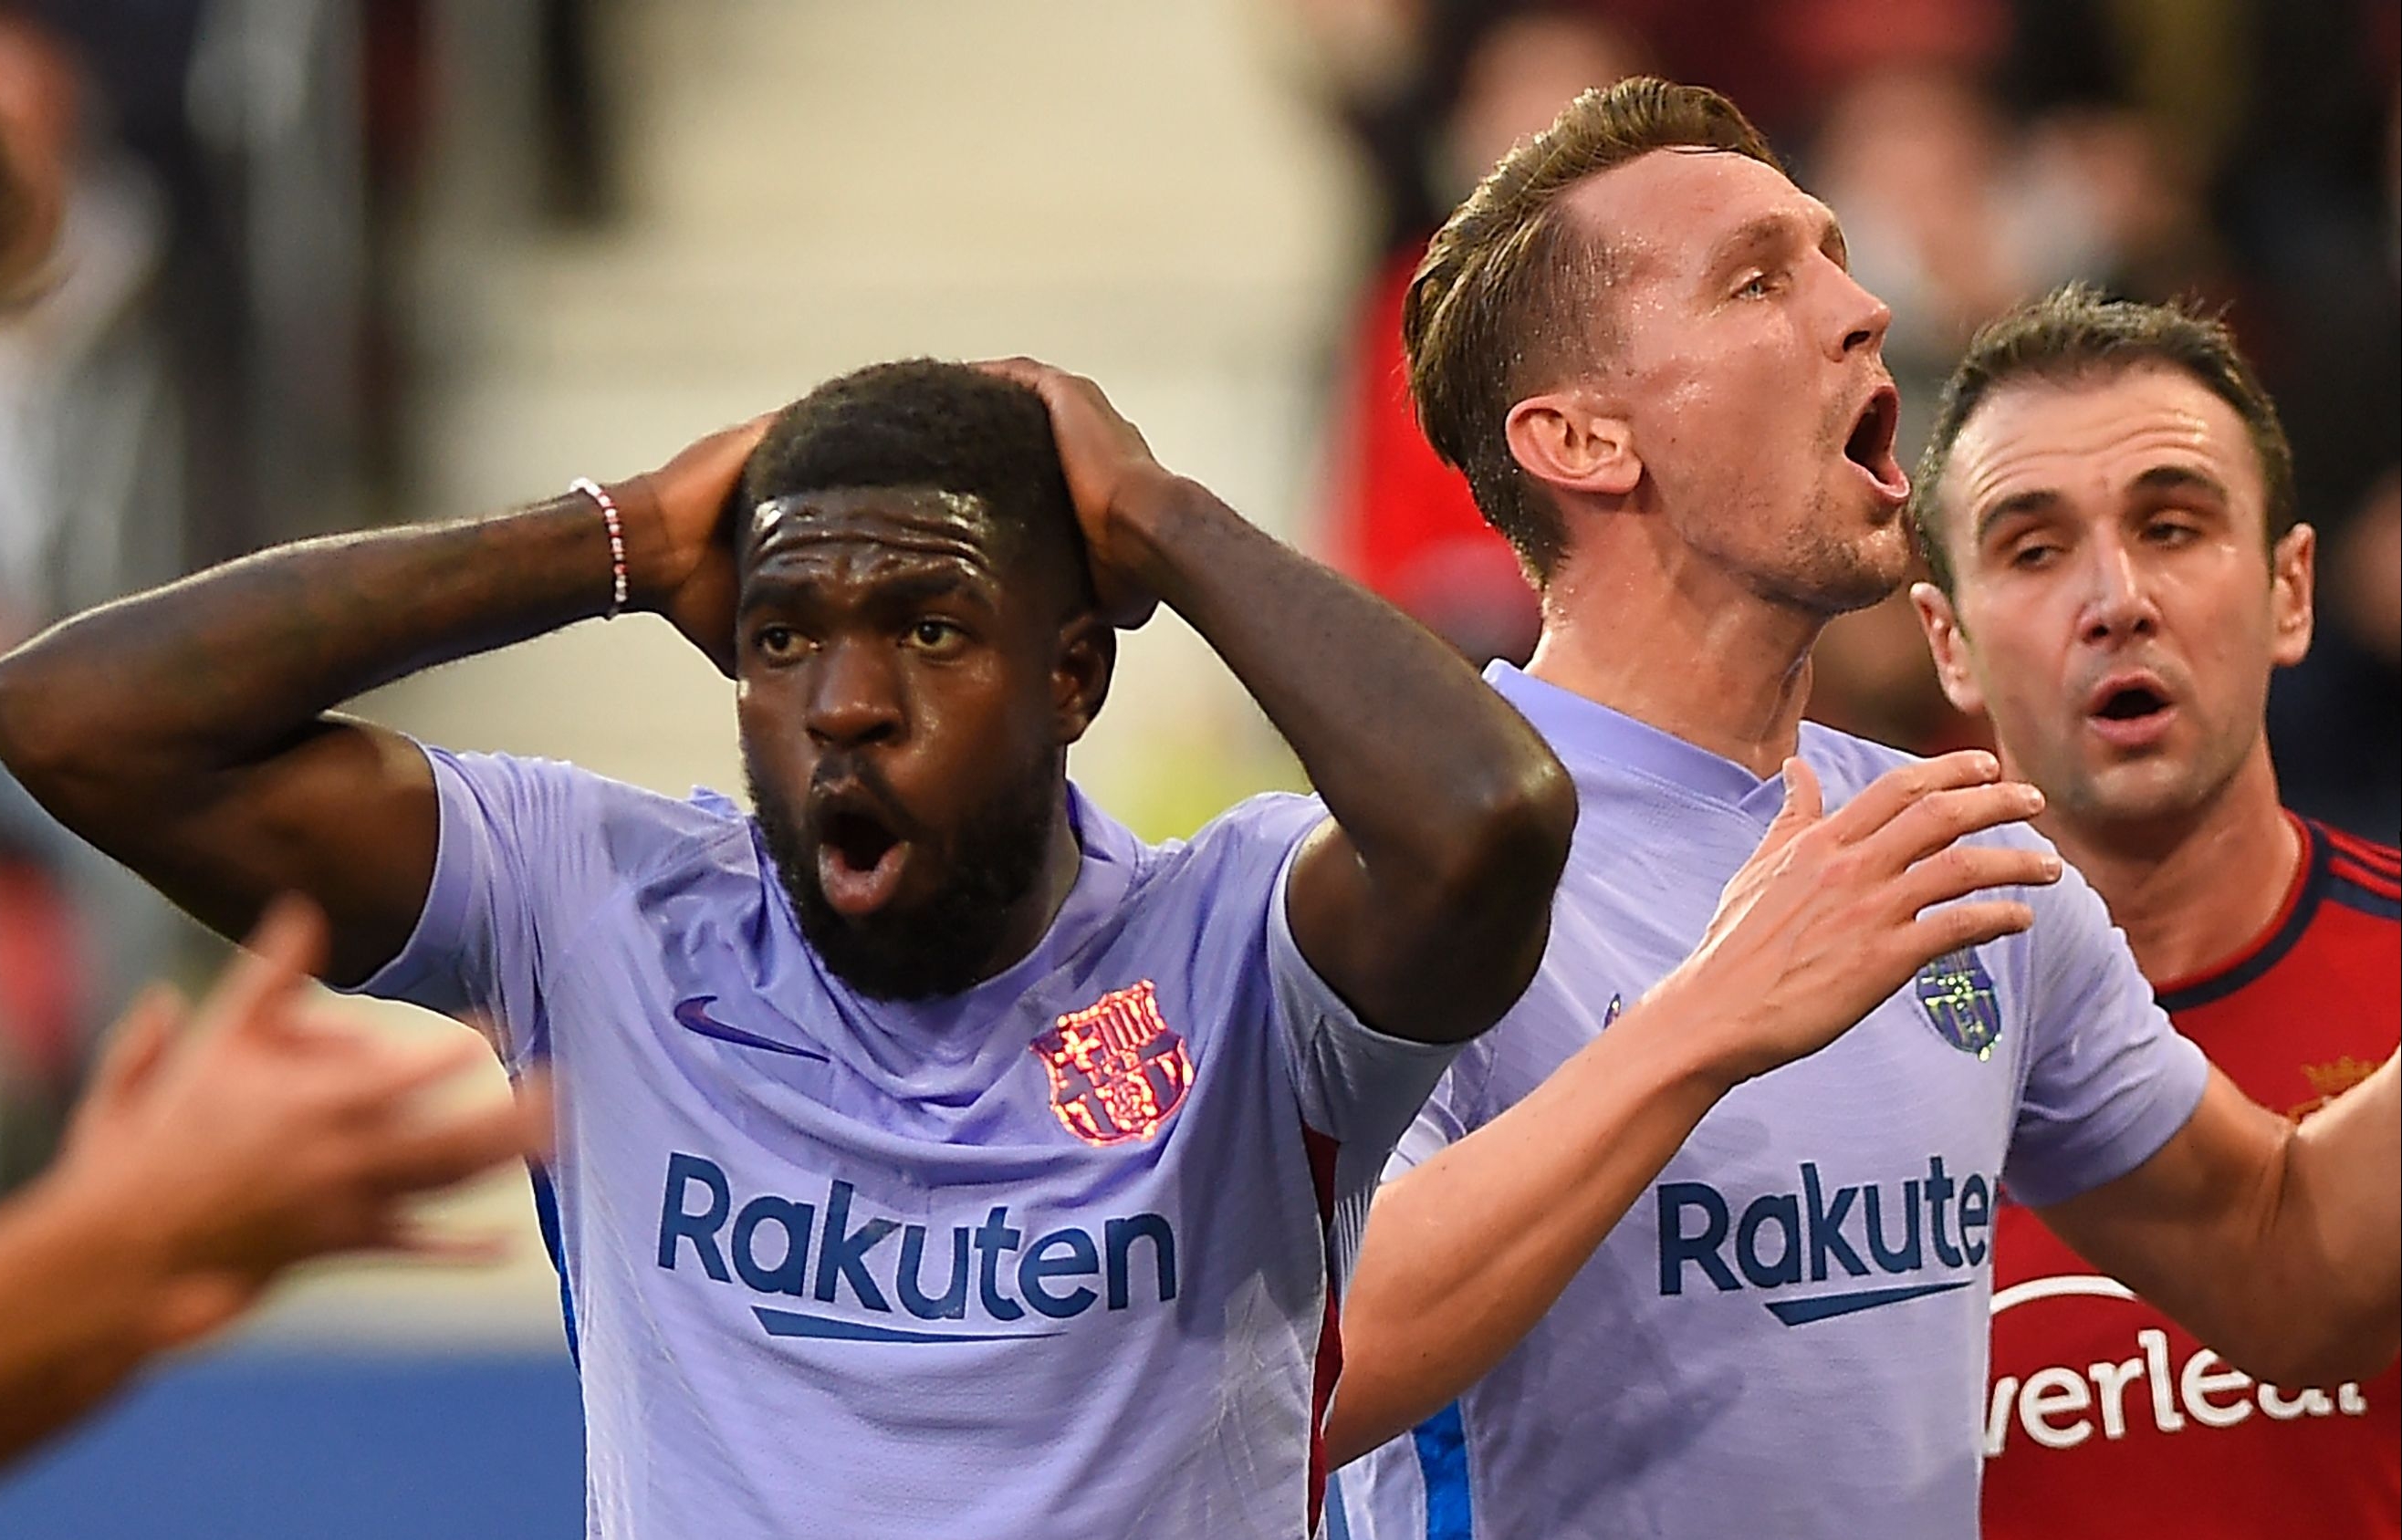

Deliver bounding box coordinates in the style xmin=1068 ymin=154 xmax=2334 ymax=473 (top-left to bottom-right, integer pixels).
xmin=972 ymin=356 xmax=1164 ymax=629
xmin=1651 ymin=750 xmax=2061 ymax=1086
xmin=52 ymin=896 xmax=548 ymax=1349
xmin=610 ymin=411 xmax=778 ymax=676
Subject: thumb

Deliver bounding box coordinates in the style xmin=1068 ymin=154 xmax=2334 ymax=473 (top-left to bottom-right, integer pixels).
xmin=1760 ymin=756 xmax=1824 ymax=853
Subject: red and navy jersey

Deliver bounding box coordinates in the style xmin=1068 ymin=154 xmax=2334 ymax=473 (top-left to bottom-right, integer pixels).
xmin=1984 ymin=813 xmax=2400 ymax=1540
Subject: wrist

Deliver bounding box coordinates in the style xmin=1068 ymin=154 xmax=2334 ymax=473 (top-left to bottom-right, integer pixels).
xmin=8 ymin=1159 xmax=189 ymax=1344
xmin=1620 ymin=970 xmax=1759 ymax=1100
xmin=589 ymin=474 xmax=685 ymax=614
xmin=1107 ymin=472 xmax=1224 ymax=589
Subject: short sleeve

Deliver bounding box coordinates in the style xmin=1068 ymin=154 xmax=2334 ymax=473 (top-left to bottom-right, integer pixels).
xmin=1263 ymin=829 xmax=1466 ymax=1277
xmin=347 ymin=744 xmax=637 ymax=1071
xmin=2003 ymin=854 xmax=2210 ymax=1208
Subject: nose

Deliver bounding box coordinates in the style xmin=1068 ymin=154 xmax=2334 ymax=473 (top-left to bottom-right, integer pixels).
xmin=804 ymin=638 xmax=904 ymax=748
xmin=1827 ymin=262 xmax=1893 ymax=361
xmin=2078 ymin=538 xmax=2162 ymax=646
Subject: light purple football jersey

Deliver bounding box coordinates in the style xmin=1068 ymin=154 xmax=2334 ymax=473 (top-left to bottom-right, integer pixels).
xmin=357 ymin=744 xmax=1460 ymax=1540
xmin=1340 ymin=664 xmax=2209 ymax=1540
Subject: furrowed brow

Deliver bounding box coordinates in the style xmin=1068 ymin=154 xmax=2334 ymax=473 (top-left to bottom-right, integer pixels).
xmin=1973 ymin=488 xmax=2063 ymax=543
xmin=2128 ymin=463 xmax=2232 ymax=506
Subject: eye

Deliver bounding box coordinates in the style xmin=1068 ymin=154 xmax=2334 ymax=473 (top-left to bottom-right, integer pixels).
xmin=2144 ymin=517 xmax=2198 ymax=546
xmin=754 ymin=624 xmax=805 ymax=659
xmin=1735 ymin=270 xmax=1782 ymax=300
xmin=903 ymin=618 xmax=969 ymax=656
xmin=2008 ymin=541 xmax=2061 ymax=571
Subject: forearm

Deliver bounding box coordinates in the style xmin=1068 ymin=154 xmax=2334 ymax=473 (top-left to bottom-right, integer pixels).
xmin=1118 ymin=478 xmax=1566 ymax=894
xmin=1328 ymin=998 xmax=1730 ymax=1465
xmin=0 ymin=1176 xmax=179 ymax=1464
xmin=0 ymin=496 xmax=623 ymax=804
xmin=2265 ymin=1053 xmax=2399 ymax=1379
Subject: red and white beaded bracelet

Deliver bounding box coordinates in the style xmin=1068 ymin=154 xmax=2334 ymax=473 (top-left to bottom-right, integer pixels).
xmin=569 ymin=477 xmax=630 ymax=619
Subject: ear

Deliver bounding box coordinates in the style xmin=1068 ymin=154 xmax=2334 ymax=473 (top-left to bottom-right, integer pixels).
xmin=1503 ymin=389 xmax=1641 ymax=499
xmin=2269 ymin=522 xmax=2314 ymax=670
xmin=1909 ymin=580 xmax=1988 ymax=715
xmin=1053 ymin=614 xmax=1115 ymax=745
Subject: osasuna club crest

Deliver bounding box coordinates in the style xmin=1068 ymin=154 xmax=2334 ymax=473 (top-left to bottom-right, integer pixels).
xmin=1031 ymin=980 xmax=1194 ymax=1146
xmin=1915 ymin=949 xmax=2001 ymax=1059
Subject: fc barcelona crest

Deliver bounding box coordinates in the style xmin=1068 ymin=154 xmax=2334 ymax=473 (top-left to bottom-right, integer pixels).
xmin=1031 ymin=981 xmax=1194 ymax=1147
xmin=1914 ymin=949 xmax=2001 ymax=1060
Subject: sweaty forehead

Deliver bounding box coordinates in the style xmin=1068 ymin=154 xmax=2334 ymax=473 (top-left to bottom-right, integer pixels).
xmin=1947 ymin=365 xmax=2265 ymax=525
xmin=1561 ymin=147 xmax=1820 ymax=283
xmin=744 ymin=486 xmax=1007 ymax=577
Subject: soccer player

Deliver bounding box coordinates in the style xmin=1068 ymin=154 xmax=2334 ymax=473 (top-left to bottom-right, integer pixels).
xmin=0 ymin=354 xmax=1576 ymax=1535
xmin=1906 ymin=287 xmax=2399 ymax=1536
xmin=1327 ymin=79 xmax=2400 ymax=1540
xmin=0 ymin=897 xmax=545 ymax=1464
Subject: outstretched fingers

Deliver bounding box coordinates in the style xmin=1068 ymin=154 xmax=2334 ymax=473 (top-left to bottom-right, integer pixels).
xmin=1893 ymin=841 xmax=2063 ymax=921
xmin=1823 ymin=750 xmax=2004 ymax=848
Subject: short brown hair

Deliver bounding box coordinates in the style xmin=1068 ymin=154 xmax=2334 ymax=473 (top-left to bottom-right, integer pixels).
xmin=1403 ymin=78 xmax=1782 ymax=579
xmin=1911 ymin=285 xmax=2297 ymax=595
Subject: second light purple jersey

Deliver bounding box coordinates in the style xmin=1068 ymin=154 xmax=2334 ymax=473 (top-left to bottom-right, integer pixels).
xmin=357 ymin=744 xmax=1459 ymax=1540
xmin=1340 ymin=664 xmax=2209 ymax=1540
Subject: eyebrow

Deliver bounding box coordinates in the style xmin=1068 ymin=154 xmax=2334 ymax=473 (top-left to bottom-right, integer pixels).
xmin=2127 ymin=463 xmax=2232 ymax=505
xmin=737 ymin=567 xmax=996 ymax=618
xmin=1705 ymin=208 xmax=1847 ymax=282
xmin=1972 ymin=463 xmax=2237 ymax=543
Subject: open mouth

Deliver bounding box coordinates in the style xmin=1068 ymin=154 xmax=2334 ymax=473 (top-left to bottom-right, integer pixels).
xmin=810 ymin=796 xmax=912 ymax=920
xmin=2094 ymin=685 xmax=2168 ymax=721
xmin=2083 ymin=673 xmax=2177 ymax=748
xmin=1842 ymin=385 xmax=1910 ymax=505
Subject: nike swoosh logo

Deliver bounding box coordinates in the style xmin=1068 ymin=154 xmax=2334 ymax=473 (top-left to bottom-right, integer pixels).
xmin=673 ymin=996 xmax=830 ymax=1063
xmin=1765 ymin=1277 xmax=1974 ymax=1326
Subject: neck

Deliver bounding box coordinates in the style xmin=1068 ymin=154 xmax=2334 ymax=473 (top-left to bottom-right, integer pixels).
xmin=1525 ymin=531 xmax=1827 ymax=778
xmin=2031 ymin=740 xmax=2298 ymax=986
xmin=986 ymin=792 xmax=1085 ymax=978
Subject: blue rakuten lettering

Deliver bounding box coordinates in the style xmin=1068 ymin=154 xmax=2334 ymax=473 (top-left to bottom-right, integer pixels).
xmin=1659 ymin=1182 xmax=1739 ymax=1295
xmin=1801 ymin=1162 xmax=1867 ymax=1282
xmin=1958 ymin=1172 xmax=1990 ymax=1264
xmin=1926 ymin=1156 xmax=1963 ymax=1268
xmin=975 ymin=1207 xmax=1026 ymax=1321
xmin=1736 ymin=1194 xmax=1802 ymax=1287
xmin=1655 ymin=1158 xmax=2000 ymax=1320
xmin=897 ymin=1224 xmax=970 ymax=1320
xmin=1864 ymin=1181 xmax=1923 ymax=1272
xmin=1020 ymin=1229 xmax=1102 ymax=1318
xmin=1105 ymin=1214 xmax=1176 ymax=1308
xmin=812 ymin=1181 xmax=899 ymax=1312
xmin=732 ymin=1195 xmax=814 ymax=1295
xmin=653 ymin=1156 xmax=1178 ymax=1332
xmin=658 ymin=1151 xmax=732 ymax=1281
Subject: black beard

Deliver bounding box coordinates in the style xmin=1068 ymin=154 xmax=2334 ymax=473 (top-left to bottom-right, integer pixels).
xmin=749 ymin=754 xmax=1060 ymax=1002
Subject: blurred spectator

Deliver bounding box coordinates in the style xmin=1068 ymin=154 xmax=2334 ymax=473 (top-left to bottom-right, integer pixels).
xmin=1315 ymin=5 xmax=1647 ymax=663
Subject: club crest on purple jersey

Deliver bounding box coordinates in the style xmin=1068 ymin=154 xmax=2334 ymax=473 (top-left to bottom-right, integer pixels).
xmin=1031 ymin=980 xmax=1194 ymax=1146
xmin=1914 ymin=949 xmax=2001 ymax=1059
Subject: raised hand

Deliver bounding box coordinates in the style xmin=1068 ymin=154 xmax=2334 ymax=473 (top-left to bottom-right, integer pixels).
xmin=972 ymin=357 xmax=1169 ymax=628
xmin=1653 ymin=751 xmax=2062 ymax=1087
xmin=47 ymin=897 xmax=548 ymax=1348
xmin=609 ymin=411 xmax=778 ymax=675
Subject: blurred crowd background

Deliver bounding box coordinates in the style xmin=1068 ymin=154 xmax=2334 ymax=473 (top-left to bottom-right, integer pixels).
xmin=0 ymin=2 xmax=2393 ymax=1533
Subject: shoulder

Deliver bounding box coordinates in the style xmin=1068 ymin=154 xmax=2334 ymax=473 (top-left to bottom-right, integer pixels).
xmin=423 ymin=743 xmax=757 ymax=883
xmin=1155 ymin=791 xmax=1328 ymax=869
xmin=2313 ymin=818 xmax=2401 ymax=923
